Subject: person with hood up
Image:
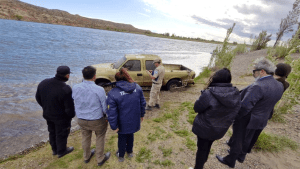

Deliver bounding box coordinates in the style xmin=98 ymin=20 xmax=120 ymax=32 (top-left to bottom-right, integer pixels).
xmin=191 ymin=68 xmax=241 ymax=169
xmin=106 ymin=69 xmax=146 ymax=162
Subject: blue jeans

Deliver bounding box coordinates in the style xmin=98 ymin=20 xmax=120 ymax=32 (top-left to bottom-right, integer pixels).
xmin=118 ymin=133 xmax=134 ymax=157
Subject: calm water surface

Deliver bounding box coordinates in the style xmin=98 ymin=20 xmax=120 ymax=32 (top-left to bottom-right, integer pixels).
xmin=0 ymin=19 xmax=218 ymax=158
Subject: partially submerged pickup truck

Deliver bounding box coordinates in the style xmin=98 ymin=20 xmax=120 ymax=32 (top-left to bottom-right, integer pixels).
xmin=92 ymin=54 xmax=195 ymax=90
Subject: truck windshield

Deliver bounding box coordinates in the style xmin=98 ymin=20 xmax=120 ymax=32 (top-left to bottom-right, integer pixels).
xmin=113 ymin=56 xmax=126 ymax=69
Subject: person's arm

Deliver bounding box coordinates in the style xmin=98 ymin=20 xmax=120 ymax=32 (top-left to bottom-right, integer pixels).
xmin=139 ymin=85 xmax=146 ymax=118
xmin=35 ymin=87 xmax=42 ymax=107
xmin=106 ymin=93 xmax=119 ymax=131
xmin=98 ymin=87 xmax=107 ymax=114
xmin=237 ymin=85 xmax=263 ymax=118
xmin=194 ymin=90 xmax=210 ymax=114
xmin=147 ymin=68 xmax=159 ymax=80
xmin=63 ymin=85 xmax=75 ymax=118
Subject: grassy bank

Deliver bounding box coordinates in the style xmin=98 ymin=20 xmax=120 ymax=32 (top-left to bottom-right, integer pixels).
xmin=0 ymin=100 xmax=200 ymax=169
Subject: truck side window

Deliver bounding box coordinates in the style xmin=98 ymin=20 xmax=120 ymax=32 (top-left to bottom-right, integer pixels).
xmin=123 ymin=60 xmax=141 ymax=71
xmin=146 ymin=60 xmax=156 ymax=70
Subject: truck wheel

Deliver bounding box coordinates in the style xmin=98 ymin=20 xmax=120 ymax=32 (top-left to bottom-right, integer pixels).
xmin=97 ymin=82 xmax=112 ymax=94
xmin=167 ymin=79 xmax=180 ymax=91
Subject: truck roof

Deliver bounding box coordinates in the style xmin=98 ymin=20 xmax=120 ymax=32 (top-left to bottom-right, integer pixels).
xmin=125 ymin=54 xmax=161 ymax=60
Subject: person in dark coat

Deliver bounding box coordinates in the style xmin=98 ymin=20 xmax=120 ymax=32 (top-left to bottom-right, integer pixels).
xmin=35 ymin=66 xmax=75 ymax=158
xmin=106 ymin=70 xmax=146 ymax=162
xmin=217 ymin=58 xmax=284 ymax=168
xmin=192 ymin=68 xmax=241 ymax=169
xmin=269 ymin=63 xmax=291 ymax=119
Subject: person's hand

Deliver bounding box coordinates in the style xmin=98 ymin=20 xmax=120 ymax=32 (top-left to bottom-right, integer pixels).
xmin=114 ymin=128 xmax=119 ymax=133
xmin=149 ymin=70 xmax=153 ymax=73
xmin=141 ymin=117 xmax=144 ymax=123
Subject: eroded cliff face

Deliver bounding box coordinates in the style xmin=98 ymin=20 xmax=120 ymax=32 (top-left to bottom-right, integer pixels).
xmin=0 ymin=0 xmax=150 ymax=33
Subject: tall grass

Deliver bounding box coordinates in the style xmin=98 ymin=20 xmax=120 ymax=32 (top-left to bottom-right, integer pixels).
xmin=254 ymin=132 xmax=298 ymax=152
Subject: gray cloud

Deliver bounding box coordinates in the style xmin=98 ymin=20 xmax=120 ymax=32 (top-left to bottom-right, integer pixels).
xmin=192 ymin=0 xmax=298 ymax=41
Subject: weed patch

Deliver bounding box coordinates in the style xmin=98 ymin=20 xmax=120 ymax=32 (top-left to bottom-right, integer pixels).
xmin=153 ymin=159 xmax=174 ymax=166
xmin=254 ymin=132 xmax=299 ymax=152
xmin=158 ymin=146 xmax=173 ymax=157
xmin=186 ymin=137 xmax=197 ymax=151
xmin=174 ymin=129 xmax=190 ymax=137
xmin=135 ymin=147 xmax=152 ymax=163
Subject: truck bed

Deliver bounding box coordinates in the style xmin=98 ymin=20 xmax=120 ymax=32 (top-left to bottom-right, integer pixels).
xmin=164 ymin=64 xmax=192 ymax=72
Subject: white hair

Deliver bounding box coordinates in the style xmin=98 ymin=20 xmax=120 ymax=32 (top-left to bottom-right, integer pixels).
xmin=253 ymin=57 xmax=276 ymax=74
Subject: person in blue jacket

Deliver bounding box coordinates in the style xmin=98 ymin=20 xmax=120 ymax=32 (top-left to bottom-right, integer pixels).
xmin=106 ymin=70 xmax=146 ymax=162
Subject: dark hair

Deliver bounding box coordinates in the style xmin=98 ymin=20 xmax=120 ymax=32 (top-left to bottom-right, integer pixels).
xmin=205 ymin=68 xmax=232 ymax=89
xmin=82 ymin=66 xmax=96 ymax=80
xmin=275 ymin=63 xmax=292 ymax=77
xmin=115 ymin=72 xmax=127 ymax=81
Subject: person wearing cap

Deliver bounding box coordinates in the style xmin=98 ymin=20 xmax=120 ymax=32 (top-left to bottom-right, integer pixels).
xmin=145 ymin=58 xmax=165 ymax=111
xmin=106 ymin=70 xmax=146 ymax=162
xmin=35 ymin=66 xmax=75 ymax=158
xmin=72 ymin=66 xmax=111 ymax=166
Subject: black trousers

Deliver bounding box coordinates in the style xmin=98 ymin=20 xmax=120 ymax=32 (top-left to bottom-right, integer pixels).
xmin=46 ymin=119 xmax=71 ymax=154
xmin=118 ymin=133 xmax=134 ymax=158
xmin=238 ymin=129 xmax=263 ymax=160
xmin=194 ymin=136 xmax=214 ymax=169
xmin=224 ymin=113 xmax=251 ymax=167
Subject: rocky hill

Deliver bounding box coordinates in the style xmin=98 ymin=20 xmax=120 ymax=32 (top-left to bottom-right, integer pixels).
xmin=0 ymin=0 xmax=150 ymax=34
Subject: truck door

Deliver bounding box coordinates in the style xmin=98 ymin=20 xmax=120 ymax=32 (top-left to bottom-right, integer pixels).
xmin=143 ymin=60 xmax=156 ymax=86
xmin=122 ymin=60 xmax=143 ymax=86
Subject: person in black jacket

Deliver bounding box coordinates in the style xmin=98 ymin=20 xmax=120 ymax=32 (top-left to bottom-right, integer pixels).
xmin=192 ymin=68 xmax=241 ymax=169
xmin=35 ymin=66 xmax=75 ymax=158
xmin=217 ymin=58 xmax=284 ymax=168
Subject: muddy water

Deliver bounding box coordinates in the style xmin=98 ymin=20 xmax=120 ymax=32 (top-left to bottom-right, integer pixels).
xmin=0 ymin=19 xmax=217 ymax=158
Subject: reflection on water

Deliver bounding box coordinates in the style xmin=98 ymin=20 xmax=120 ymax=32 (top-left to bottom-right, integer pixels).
xmin=0 ymin=19 xmax=218 ymax=158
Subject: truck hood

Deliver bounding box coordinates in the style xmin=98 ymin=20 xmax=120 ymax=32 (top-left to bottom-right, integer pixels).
xmin=92 ymin=63 xmax=114 ymax=69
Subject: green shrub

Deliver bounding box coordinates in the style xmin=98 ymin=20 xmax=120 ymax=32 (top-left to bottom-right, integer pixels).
xmin=232 ymin=43 xmax=247 ymax=55
xmin=14 ymin=15 xmax=23 ymax=21
xmin=250 ymin=30 xmax=272 ymax=51
xmin=194 ymin=67 xmax=212 ymax=83
xmin=209 ymin=23 xmax=236 ymax=69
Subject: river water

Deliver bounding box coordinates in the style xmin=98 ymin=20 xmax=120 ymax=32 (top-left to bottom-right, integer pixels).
xmin=0 ymin=19 xmax=218 ymax=158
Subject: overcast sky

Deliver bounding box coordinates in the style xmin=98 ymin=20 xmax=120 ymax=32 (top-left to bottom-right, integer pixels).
xmin=20 ymin=0 xmax=298 ymax=44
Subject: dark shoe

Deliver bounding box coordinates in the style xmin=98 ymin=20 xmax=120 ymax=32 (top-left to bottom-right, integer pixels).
xmin=58 ymin=147 xmax=74 ymax=158
xmin=84 ymin=149 xmax=95 ymax=163
xmin=227 ymin=149 xmax=244 ymax=163
xmin=145 ymin=105 xmax=152 ymax=111
xmin=52 ymin=150 xmax=57 ymax=155
xmin=216 ymin=155 xmax=235 ymax=168
xmin=127 ymin=152 xmax=134 ymax=158
xmin=154 ymin=104 xmax=160 ymax=109
xmin=98 ymin=152 xmax=111 ymax=166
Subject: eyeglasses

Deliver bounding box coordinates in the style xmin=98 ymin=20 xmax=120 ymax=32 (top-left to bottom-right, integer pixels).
xmin=252 ymin=69 xmax=262 ymax=74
